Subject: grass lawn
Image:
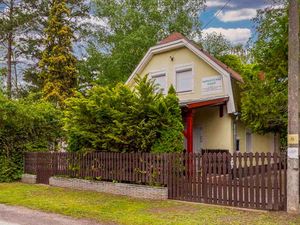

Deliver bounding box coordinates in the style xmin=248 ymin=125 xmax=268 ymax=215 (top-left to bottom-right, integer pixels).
xmin=0 ymin=183 xmax=299 ymax=225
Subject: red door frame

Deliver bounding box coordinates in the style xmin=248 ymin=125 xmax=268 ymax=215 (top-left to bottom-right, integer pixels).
xmin=183 ymin=97 xmax=228 ymax=153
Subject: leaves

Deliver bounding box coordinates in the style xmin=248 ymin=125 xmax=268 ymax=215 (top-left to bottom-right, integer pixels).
xmin=200 ymin=32 xmax=232 ymax=58
xmin=64 ymin=76 xmax=183 ymax=153
xmin=240 ymin=2 xmax=290 ymax=135
xmin=79 ymin=0 xmax=205 ymax=86
xmin=0 ymin=93 xmax=63 ymax=181
xmin=39 ymin=0 xmax=78 ymax=106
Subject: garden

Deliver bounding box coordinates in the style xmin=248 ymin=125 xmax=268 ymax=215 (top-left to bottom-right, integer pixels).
xmin=0 ymin=77 xmax=184 ymax=182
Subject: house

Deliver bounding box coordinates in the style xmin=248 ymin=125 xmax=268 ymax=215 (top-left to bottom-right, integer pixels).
xmin=126 ymin=32 xmax=279 ymax=154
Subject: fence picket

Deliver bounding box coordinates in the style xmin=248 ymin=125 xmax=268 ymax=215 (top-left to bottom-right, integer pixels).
xmin=273 ymin=153 xmax=279 ymax=210
xmin=222 ymin=153 xmax=227 ymax=205
xmin=261 ymin=153 xmax=266 ymax=209
xmin=267 ymin=152 xmax=273 ymax=210
xmin=244 ymin=154 xmax=249 ymax=208
xmin=249 ymin=153 xmax=254 ymax=208
xmin=217 ymin=153 xmax=222 ymax=205
xmin=238 ymin=153 xmax=243 ymax=208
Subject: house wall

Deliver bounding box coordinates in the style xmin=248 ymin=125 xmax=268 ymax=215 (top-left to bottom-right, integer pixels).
xmin=127 ymin=47 xmax=226 ymax=103
xmin=127 ymin=45 xmax=278 ymax=154
xmin=192 ymin=106 xmax=276 ymax=154
xmin=193 ymin=106 xmax=234 ymax=153
xmin=236 ymin=121 xmax=276 ymax=153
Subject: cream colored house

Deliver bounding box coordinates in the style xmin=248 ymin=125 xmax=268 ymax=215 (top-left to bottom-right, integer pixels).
xmin=126 ymin=33 xmax=279 ymax=154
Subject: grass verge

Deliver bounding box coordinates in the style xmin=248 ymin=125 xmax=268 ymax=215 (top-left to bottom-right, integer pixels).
xmin=0 ymin=183 xmax=299 ymax=225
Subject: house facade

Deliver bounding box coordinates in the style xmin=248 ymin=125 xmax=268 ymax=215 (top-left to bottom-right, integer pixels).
xmin=126 ymin=33 xmax=279 ymax=154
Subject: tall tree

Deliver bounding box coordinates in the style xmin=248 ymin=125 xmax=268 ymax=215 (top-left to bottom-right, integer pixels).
xmin=39 ymin=0 xmax=78 ymax=106
xmin=200 ymin=32 xmax=232 ymax=58
xmin=241 ymin=1 xmax=290 ymax=136
xmin=0 ymin=0 xmax=35 ymax=98
xmin=80 ymin=0 xmax=205 ymax=87
xmin=22 ymin=0 xmax=89 ymax=94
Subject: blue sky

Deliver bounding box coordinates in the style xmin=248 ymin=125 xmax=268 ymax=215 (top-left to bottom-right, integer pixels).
xmin=200 ymin=0 xmax=275 ymax=45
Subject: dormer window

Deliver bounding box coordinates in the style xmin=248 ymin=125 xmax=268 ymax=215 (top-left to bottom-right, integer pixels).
xmin=150 ymin=71 xmax=167 ymax=94
xmin=175 ymin=64 xmax=194 ymax=93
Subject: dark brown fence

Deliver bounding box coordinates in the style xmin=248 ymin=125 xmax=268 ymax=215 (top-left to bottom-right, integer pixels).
xmin=168 ymin=152 xmax=287 ymax=211
xmin=25 ymin=152 xmax=169 ymax=186
xmin=24 ymin=152 xmax=38 ymax=175
xmin=24 ymin=151 xmax=287 ymax=211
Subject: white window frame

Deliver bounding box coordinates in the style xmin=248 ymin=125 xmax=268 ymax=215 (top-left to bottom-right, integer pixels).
xmin=149 ymin=69 xmax=167 ymax=94
xmin=174 ymin=63 xmax=194 ymax=93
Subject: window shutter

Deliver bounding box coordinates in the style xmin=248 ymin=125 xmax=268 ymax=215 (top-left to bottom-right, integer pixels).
xmin=152 ymin=74 xmax=166 ymax=94
xmin=176 ymin=69 xmax=193 ymax=92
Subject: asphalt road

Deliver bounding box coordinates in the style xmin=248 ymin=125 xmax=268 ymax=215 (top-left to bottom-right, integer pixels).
xmin=0 ymin=204 xmax=106 ymax=225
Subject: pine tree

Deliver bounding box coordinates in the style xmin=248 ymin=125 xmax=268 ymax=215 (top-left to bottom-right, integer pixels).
xmin=0 ymin=0 xmax=35 ymax=98
xmin=39 ymin=0 xmax=77 ymax=106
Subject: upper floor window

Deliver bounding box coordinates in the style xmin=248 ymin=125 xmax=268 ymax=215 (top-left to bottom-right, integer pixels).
xmin=176 ymin=65 xmax=193 ymax=93
xmin=151 ymin=71 xmax=167 ymax=94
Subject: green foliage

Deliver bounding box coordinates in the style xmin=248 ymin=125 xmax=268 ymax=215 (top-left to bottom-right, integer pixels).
xmin=217 ymin=54 xmax=245 ymax=75
xmin=200 ymin=32 xmax=232 ymax=58
xmin=39 ymin=0 xmax=78 ymax=106
xmin=240 ymin=2 xmax=290 ymax=135
xmin=64 ymin=76 xmax=183 ymax=152
xmin=22 ymin=0 xmax=88 ymax=94
xmin=240 ymin=68 xmax=288 ymax=134
xmin=20 ymin=0 xmax=88 ymax=95
xmin=151 ymin=86 xmax=184 ymax=153
xmin=0 ymin=0 xmax=37 ymax=97
xmin=0 ymin=94 xmax=63 ymax=182
xmin=79 ymin=0 xmax=205 ymax=86
xmin=251 ymin=3 xmax=289 ymax=80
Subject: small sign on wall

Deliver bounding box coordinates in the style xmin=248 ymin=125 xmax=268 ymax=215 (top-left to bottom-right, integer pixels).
xmin=288 ymin=134 xmax=298 ymax=145
xmin=201 ymin=75 xmax=223 ymax=95
xmin=288 ymin=147 xmax=298 ymax=159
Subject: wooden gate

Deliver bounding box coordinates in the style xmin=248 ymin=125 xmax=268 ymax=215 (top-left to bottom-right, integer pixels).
xmin=36 ymin=153 xmax=53 ymax=184
xmin=168 ymin=152 xmax=287 ymax=211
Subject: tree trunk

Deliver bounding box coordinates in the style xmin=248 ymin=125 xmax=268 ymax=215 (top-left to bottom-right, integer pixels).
xmin=6 ymin=0 xmax=14 ymax=98
xmin=7 ymin=32 xmax=12 ymax=98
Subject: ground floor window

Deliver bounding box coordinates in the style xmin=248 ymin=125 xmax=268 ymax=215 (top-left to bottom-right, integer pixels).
xmin=246 ymin=130 xmax=252 ymax=153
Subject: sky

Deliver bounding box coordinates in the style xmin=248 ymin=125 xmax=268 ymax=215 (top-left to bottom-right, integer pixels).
xmin=200 ymin=0 xmax=276 ymax=45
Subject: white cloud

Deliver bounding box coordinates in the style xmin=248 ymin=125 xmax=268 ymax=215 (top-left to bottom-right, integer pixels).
xmin=202 ymin=27 xmax=252 ymax=45
xmin=216 ymin=8 xmax=257 ymax=22
xmin=77 ymin=15 xmax=107 ymax=28
xmin=206 ymin=0 xmax=235 ymax=8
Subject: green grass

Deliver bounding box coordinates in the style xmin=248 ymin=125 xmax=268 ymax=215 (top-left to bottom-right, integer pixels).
xmin=0 ymin=183 xmax=299 ymax=225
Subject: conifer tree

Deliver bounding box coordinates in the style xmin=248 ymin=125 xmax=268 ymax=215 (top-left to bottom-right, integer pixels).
xmin=39 ymin=0 xmax=77 ymax=106
xmin=0 ymin=0 xmax=35 ymax=98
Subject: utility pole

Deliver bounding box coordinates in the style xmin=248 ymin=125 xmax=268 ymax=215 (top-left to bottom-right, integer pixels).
xmin=287 ymin=0 xmax=299 ymax=213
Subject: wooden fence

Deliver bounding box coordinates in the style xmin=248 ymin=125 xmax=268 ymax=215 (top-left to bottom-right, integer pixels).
xmin=168 ymin=152 xmax=287 ymax=211
xmin=24 ymin=151 xmax=287 ymax=211
xmin=25 ymin=152 xmax=169 ymax=186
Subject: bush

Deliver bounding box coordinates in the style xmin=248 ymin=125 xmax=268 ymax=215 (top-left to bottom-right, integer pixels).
xmin=64 ymin=76 xmax=184 ymax=152
xmin=0 ymin=94 xmax=63 ymax=182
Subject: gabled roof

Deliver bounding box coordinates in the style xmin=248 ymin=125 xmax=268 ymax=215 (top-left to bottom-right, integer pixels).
xmin=126 ymin=32 xmax=241 ymax=113
xmin=159 ymin=32 xmax=187 ymax=45
xmin=157 ymin=33 xmax=243 ymax=82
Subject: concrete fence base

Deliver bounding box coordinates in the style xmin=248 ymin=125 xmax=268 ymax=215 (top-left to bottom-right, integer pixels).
xmin=21 ymin=174 xmax=37 ymax=184
xmin=49 ymin=177 xmax=168 ymax=200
